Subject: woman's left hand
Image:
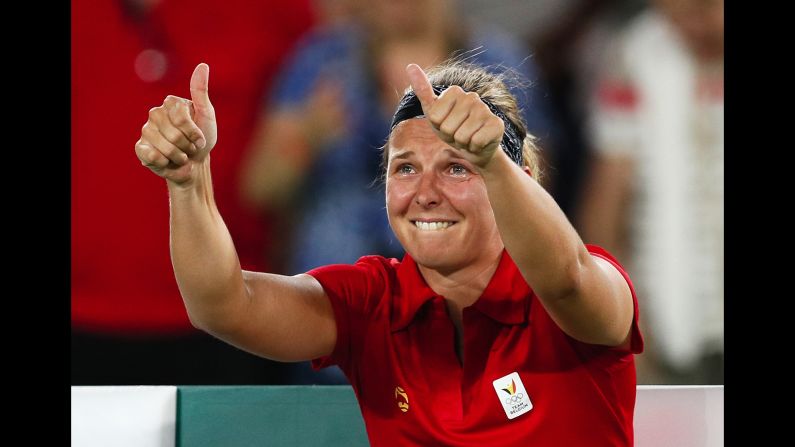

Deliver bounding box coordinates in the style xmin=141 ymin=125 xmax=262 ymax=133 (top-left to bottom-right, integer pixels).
xmin=406 ymin=63 xmax=505 ymax=168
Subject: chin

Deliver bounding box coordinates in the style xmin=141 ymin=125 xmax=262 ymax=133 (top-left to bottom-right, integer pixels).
xmin=406 ymin=247 xmax=467 ymax=271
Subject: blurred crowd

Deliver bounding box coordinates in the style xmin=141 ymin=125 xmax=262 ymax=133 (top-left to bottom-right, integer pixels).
xmin=72 ymin=0 xmax=722 ymax=385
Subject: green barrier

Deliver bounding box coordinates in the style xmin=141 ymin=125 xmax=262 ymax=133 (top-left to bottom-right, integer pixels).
xmin=177 ymin=386 xmax=369 ymax=446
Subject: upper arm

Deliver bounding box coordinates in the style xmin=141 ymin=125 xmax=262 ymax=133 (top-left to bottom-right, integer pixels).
xmin=588 ymin=254 xmax=635 ymax=348
xmin=544 ymin=251 xmax=635 ymax=348
xmin=204 ymin=271 xmax=337 ymax=362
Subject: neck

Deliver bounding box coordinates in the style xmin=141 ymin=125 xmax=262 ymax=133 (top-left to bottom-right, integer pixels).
xmin=416 ymin=248 xmax=504 ymax=308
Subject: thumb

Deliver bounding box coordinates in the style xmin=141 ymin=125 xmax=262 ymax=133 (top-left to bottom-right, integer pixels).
xmin=190 ymin=63 xmax=213 ymax=112
xmin=406 ymin=64 xmax=436 ymax=112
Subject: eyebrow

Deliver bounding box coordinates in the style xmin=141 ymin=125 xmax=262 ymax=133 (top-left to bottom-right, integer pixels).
xmin=390 ymin=148 xmax=465 ymax=162
xmin=390 ymin=150 xmax=415 ymax=161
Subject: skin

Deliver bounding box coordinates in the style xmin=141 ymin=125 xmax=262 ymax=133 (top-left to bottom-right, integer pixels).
xmin=134 ymin=63 xmax=634 ymax=365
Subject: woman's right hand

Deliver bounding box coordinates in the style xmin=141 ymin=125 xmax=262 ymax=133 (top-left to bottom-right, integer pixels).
xmin=135 ymin=63 xmax=218 ymax=185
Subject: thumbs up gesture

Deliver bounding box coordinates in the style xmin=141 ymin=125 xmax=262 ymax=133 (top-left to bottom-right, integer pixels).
xmin=405 ymin=64 xmax=505 ymax=168
xmin=135 ymin=63 xmax=218 ymax=185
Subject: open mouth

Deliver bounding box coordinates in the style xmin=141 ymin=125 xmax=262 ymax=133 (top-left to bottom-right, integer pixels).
xmin=411 ymin=221 xmax=456 ymax=231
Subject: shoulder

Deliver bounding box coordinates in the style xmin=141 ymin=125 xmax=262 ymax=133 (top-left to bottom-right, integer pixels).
xmin=306 ymin=255 xmax=400 ymax=313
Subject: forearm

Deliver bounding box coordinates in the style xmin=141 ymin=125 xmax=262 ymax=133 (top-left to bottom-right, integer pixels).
xmin=481 ymin=151 xmax=633 ymax=345
xmin=481 ymin=150 xmax=589 ymax=302
xmin=168 ymin=156 xmax=248 ymax=331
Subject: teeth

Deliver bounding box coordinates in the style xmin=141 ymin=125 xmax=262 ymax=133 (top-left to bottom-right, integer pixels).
xmin=414 ymin=221 xmax=453 ymax=231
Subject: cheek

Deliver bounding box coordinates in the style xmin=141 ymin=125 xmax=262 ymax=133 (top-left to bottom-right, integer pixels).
xmin=385 ymin=181 xmax=416 ymax=215
xmin=445 ymin=179 xmax=490 ymax=211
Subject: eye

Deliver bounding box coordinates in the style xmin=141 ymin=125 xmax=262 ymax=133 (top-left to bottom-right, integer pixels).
xmin=395 ymin=163 xmax=416 ymax=175
xmin=448 ymin=163 xmax=468 ymax=176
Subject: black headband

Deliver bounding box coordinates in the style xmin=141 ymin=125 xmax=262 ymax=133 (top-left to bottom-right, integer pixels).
xmin=390 ymin=84 xmax=525 ymax=166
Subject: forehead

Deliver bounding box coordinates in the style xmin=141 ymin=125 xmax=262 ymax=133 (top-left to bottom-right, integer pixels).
xmin=388 ymin=118 xmax=451 ymax=160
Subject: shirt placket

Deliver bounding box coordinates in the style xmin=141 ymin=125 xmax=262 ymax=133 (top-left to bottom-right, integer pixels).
xmin=423 ymin=297 xmax=464 ymax=422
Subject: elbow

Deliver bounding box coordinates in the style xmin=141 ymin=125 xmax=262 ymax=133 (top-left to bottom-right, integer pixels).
xmin=543 ymin=253 xmax=588 ymax=303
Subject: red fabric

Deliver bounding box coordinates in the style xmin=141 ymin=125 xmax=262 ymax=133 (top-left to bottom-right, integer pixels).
xmin=307 ymin=246 xmax=643 ymax=446
xmin=71 ymin=0 xmax=314 ymax=335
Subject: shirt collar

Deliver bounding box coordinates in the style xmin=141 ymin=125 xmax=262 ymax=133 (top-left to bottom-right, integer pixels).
xmin=390 ymin=250 xmax=532 ymax=332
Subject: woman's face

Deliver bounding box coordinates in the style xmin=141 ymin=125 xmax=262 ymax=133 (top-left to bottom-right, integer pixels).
xmin=385 ymin=118 xmax=504 ymax=272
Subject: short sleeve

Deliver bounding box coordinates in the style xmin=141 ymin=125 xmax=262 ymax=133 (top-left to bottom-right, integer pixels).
xmin=586 ymin=244 xmax=644 ymax=356
xmin=305 ymin=255 xmax=390 ymax=373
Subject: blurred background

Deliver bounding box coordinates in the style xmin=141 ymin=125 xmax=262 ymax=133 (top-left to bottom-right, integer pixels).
xmin=72 ymin=0 xmax=723 ymax=386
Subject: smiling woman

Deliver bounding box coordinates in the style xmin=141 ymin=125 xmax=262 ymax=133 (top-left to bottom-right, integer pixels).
xmin=135 ymin=59 xmax=644 ymax=446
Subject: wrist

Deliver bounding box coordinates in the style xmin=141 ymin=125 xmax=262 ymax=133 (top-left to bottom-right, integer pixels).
xmin=478 ymin=146 xmax=514 ymax=178
xmin=167 ymin=155 xmax=213 ymax=194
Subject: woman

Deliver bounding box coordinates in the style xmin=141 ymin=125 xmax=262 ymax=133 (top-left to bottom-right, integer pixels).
xmin=135 ymin=60 xmax=642 ymax=446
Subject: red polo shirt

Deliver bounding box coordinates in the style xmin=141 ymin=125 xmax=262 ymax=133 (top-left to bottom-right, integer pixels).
xmin=308 ymin=245 xmax=643 ymax=446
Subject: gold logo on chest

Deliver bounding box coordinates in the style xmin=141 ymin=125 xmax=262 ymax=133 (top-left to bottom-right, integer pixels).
xmin=394 ymin=386 xmax=409 ymax=412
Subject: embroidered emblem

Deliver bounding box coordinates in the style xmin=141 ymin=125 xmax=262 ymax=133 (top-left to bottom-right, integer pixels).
xmin=395 ymin=386 xmax=409 ymax=413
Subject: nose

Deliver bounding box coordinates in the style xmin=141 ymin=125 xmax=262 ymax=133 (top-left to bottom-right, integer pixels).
xmin=415 ymin=171 xmax=442 ymax=208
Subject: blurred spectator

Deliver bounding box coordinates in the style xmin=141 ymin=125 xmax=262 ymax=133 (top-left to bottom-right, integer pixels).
xmin=240 ymin=0 xmax=557 ymax=383
xmin=578 ymin=0 xmax=723 ymax=384
xmin=71 ymin=0 xmax=314 ymax=384
xmin=457 ymin=0 xmax=646 ymax=217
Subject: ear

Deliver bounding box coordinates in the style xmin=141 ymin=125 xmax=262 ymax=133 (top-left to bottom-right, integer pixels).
xmin=522 ymin=165 xmax=533 ymax=178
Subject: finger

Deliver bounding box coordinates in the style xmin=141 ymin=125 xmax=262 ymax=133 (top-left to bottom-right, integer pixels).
xmin=425 ymin=84 xmax=466 ymax=133
xmin=439 ymin=91 xmax=479 ymax=139
xmin=453 ymin=110 xmax=488 ymax=150
xmin=470 ymin=117 xmax=505 ymax=152
xmin=168 ymin=99 xmax=206 ymax=151
xmin=141 ymin=124 xmax=190 ymax=166
xmin=158 ymin=111 xmax=197 ymax=154
xmin=406 ymin=63 xmax=436 ymax=112
xmin=190 ymin=63 xmax=213 ymax=114
xmin=135 ymin=140 xmax=169 ymax=169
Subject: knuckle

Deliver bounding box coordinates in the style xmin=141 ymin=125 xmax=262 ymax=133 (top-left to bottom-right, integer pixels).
xmin=158 ymin=143 xmax=176 ymax=158
xmin=139 ymin=146 xmax=155 ymax=164
xmin=474 ymin=132 xmax=493 ymax=149
xmin=171 ymin=109 xmax=188 ymax=126
xmin=428 ymin=111 xmax=444 ymax=127
xmin=440 ymin=121 xmax=457 ymax=136
xmin=454 ymin=131 xmax=469 ymax=146
xmin=152 ymin=157 xmax=168 ymax=169
xmin=163 ymin=126 xmax=182 ymax=143
xmin=189 ymin=129 xmax=203 ymax=143
xmin=145 ymin=149 xmax=160 ymax=165
xmin=494 ymin=117 xmax=505 ymax=133
xmin=148 ymin=106 xmax=160 ymax=118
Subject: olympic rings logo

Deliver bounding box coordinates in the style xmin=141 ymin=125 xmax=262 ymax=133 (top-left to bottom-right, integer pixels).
xmin=505 ymin=393 xmax=524 ymax=405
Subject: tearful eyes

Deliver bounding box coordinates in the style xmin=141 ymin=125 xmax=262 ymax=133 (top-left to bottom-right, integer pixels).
xmin=396 ymin=164 xmax=416 ymax=175
xmin=393 ymin=163 xmax=469 ymax=176
xmin=449 ymin=164 xmax=468 ymax=176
